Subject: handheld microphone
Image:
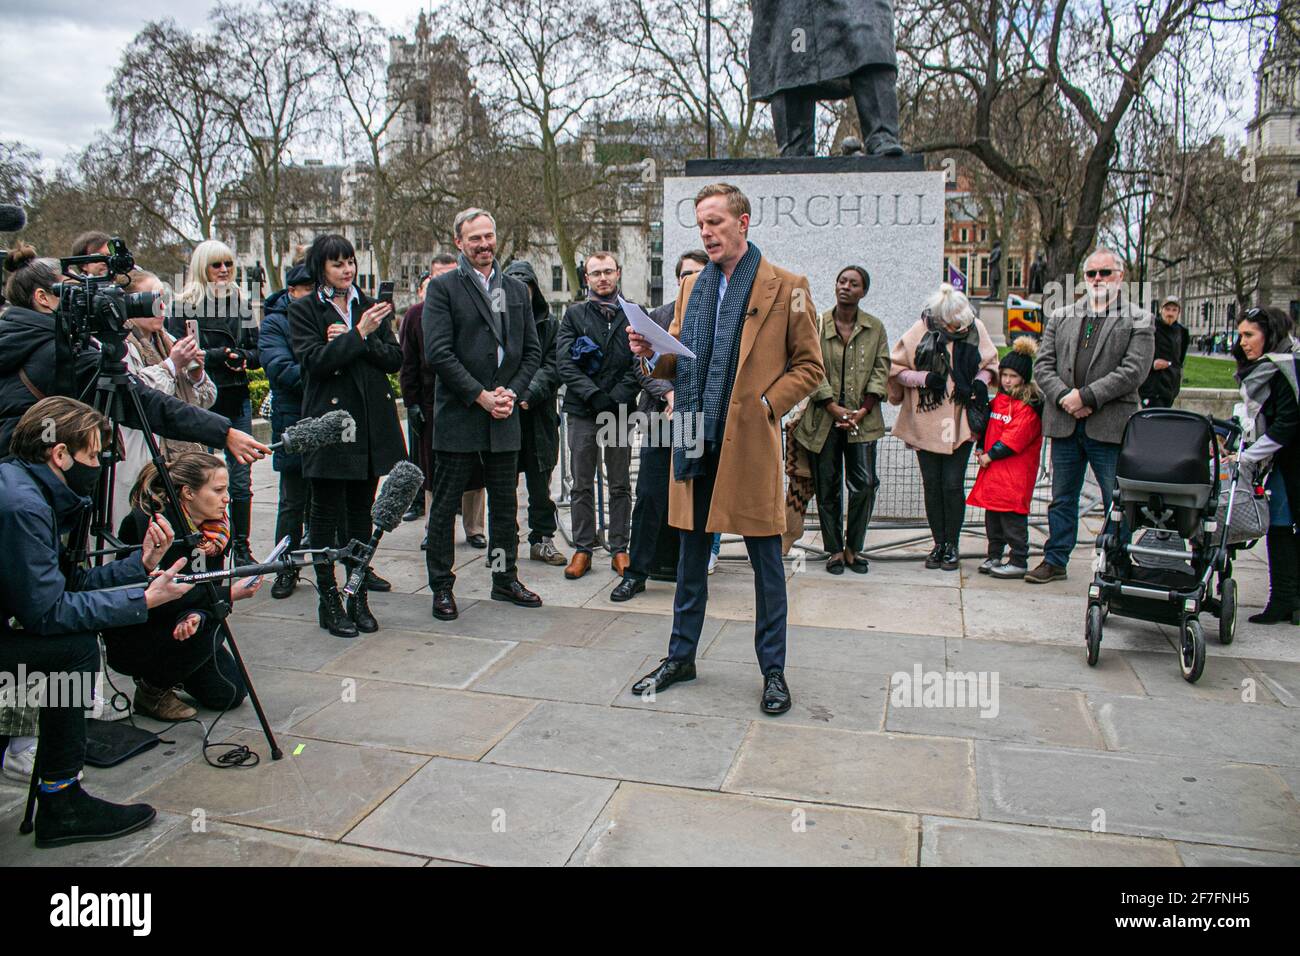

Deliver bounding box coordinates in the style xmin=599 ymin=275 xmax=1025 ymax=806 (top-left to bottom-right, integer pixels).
xmin=0 ymin=204 xmax=26 ymax=233
xmin=342 ymin=461 xmax=425 ymax=597
xmin=268 ymin=410 xmax=356 ymax=453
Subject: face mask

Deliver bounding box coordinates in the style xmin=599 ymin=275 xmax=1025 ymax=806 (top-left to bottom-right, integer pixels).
xmin=62 ymin=458 xmax=102 ymax=498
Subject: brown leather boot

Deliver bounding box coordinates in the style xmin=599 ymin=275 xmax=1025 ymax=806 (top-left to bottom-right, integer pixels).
xmin=565 ymin=551 xmax=592 ymax=580
xmin=134 ymin=679 xmax=197 ymax=721
xmin=611 ymin=552 xmax=630 ymax=575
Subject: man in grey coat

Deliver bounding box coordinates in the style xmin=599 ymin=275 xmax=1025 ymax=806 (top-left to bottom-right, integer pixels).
xmin=749 ymin=0 xmax=904 ymax=157
xmin=1027 ymin=248 xmax=1155 ymax=583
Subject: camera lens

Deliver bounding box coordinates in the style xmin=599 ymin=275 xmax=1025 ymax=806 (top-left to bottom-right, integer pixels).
xmin=123 ymin=291 xmax=160 ymax=320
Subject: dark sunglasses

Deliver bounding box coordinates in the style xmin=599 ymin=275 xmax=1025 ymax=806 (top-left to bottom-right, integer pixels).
xmin=211 ymin=260 xmax=234 ymax=269
xmin=1084 ymin=269 xmax=1115 ymax=278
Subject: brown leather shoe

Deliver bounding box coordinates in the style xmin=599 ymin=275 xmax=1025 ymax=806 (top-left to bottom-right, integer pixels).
xmin=565 ymin=551 xmax=591 ymax=579
xmin=611 ymin=552 xmax=630 ymax=575
xmin=134 ymin=679 xmax=197 ymax=721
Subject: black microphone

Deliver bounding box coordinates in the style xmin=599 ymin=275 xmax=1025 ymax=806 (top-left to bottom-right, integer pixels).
xmin=342 ymin=461 xmax=424 ymax=597
xmin=268 ymin=410 xmax=356 ymax=453
xmin=0 ymin=204 xmax=26 ymax=232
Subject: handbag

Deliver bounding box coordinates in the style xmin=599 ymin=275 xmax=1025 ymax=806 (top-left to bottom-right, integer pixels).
xmin=1215 ymin=479 xmax=1270 ymax=545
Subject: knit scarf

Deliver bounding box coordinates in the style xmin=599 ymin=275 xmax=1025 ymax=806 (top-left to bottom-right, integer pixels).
xmin=129 ymin=324 xmax=205 ymax=457
xmin=913 ymin=312 xmax=981 ymax=413
xmin=1236 ymin=352 xmax=1300 ymax=449
xmin=672 ymin=242 xmax=762 ymax=481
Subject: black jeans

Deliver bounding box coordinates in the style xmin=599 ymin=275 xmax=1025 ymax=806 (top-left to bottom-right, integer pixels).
xmin=426 ymin=450 xmax=520 ymax=590
xmin=274 ymin=469 xmax=309 ymax=553
xmin=522 ymin=466 xmax=558 ymax=544
xmin=916 ymin=442 xmax=974 ymax=548
xmin=626 ymin=444 xmax=672 ymax=583
xmin=811 ymin=433 xmax=879 ymax=555
xmin=0 ymin=630 xmax=98 ymax=780
xmin=985 ymin=510 xmax=1030 ymax=566
xmin=309 ymin=476 xmax=378 ymax=589
xmin=104 ymin=619 xmax=247 ymax=710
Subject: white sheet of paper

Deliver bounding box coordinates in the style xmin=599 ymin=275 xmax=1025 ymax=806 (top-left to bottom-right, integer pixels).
xmin=621 ymin=299 xmax=695 ymax=359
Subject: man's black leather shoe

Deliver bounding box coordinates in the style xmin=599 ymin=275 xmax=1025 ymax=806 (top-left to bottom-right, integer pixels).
xmin=271 ymin=569 xmax=297 ymax=599
xmin=762 ymin=670 xmax=792 ymax=715
xmin=431 ymin=589 xmax=458 ymax=621
xmin=609 ymin=577 xmax=645 ymax=603
xmin=467 ymin=534 xmax=487 ymax=549
xmin=365 ymin=569 xmax=392 ymax=592
xmin=491 ymin=579 xmax=542 ymax=607
xmin=631 ymin=658 xmax=696 ymax=696
xmin=403 ymin=503 xmax=425 ymax=522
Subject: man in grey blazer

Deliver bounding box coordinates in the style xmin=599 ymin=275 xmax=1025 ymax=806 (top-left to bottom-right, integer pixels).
xmin=1027 ymin=248 xmax=1155 ymax=583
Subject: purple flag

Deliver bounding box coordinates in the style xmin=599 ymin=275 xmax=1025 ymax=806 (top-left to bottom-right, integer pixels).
xmin=947 ymin=262 xmax=966 ymax=292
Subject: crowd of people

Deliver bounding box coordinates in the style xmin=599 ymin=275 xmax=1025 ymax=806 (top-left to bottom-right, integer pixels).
xmin=0 ymin=185 xmax=1296 ymax=851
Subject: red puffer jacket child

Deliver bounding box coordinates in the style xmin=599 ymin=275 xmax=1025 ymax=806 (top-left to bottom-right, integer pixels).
xmin=968 ymin=381 xmax=1043 ymax=514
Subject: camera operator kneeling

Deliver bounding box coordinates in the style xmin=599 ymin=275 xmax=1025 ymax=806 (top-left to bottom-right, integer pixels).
xmin=105 ymin=453 xmax=262 ymax=721
xmin=0 ymin=397 xmax=193 ymax=848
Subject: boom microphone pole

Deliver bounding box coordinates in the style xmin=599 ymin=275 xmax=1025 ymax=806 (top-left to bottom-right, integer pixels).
xmin=342 ymin=461 xmax=424 ymax=598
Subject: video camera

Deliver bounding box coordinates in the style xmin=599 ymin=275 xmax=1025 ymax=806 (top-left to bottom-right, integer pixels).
xmin=53 ymin=237 xmax=159 ymax=348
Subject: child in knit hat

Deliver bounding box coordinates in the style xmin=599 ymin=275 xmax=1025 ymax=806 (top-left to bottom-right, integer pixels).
xmin=968 ymin=336 xmax=1043 ymax=578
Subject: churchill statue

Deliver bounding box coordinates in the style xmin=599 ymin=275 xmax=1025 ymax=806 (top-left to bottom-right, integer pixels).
xmin=749 ymin=0 xmax=905 ymax=158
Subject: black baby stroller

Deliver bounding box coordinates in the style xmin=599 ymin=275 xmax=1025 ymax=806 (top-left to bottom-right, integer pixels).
xmin=1086 ymin=408 xmax=1251 ymax=683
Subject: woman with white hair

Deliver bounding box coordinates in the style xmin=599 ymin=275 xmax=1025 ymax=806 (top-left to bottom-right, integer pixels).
xmin=888 ymin=284 xmax=999 ymax=570
xmin=166 ymin=240 xmax=260 ymax=564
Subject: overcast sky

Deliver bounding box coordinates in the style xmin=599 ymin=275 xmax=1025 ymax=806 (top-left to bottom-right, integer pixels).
xmin=0 ymin=0 xmax=430 ymax=166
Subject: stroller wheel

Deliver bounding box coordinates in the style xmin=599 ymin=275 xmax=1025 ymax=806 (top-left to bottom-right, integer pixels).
xmin=1179 ymin=618 xmax=1206 ymax=683
xmin=1086 ymin=604 xmax=1103 ymax=667
xmin=1218 ymin=578 xmax=1237 ymax=645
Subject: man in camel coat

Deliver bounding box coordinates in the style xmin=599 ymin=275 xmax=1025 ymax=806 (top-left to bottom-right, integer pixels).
xmin=627 ymin=182 xmax=823 ymax=715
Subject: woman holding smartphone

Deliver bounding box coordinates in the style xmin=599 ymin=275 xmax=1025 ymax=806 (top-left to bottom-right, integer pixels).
xmin=288 ymin=234 xmax=404 ymax=638
xmin=167 ymin=240 xmax=260 ymax=565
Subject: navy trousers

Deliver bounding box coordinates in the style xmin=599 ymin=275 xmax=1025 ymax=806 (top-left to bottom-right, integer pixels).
xmin=667 ymin=445 xmax=787 ymax=674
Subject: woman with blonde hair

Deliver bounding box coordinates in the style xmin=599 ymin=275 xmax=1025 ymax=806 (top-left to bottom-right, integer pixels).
xmin=888 ymin=283 xmax=999 ymax=570
xmin=166 ymin=240 xmax=260 ymax=563
xmin=111 ymin=270 xmax=217 ymax=523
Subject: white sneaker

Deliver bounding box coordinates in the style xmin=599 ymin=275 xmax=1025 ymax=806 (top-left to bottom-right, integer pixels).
xmin=707 ymin=553 xmax=719 ymax=575
xmin=1 ymin=741 xmax=37 ymax=782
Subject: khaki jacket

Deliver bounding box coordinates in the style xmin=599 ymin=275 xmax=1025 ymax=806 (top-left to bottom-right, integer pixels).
xmin=794 ymin=307 xmax=891 ymax=453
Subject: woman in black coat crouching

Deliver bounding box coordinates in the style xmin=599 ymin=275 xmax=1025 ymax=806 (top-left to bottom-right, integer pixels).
xmin=288 ymin=234 xmax=404 ymax=637
xmin=106 ymin=452 xmax=262 ymax=721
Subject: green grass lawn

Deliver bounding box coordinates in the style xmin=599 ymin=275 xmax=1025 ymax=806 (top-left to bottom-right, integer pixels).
xmin=997 ymin=346 xmax=1237 ymax=390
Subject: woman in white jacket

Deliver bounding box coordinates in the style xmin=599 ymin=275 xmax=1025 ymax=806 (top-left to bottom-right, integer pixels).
xmin=111 ymin=272 xmax=218 ymax=527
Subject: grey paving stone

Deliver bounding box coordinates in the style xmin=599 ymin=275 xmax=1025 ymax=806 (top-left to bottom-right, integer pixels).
xmin=292 ymin=680 xmax=534 ymax=758
xmin=1124 ymin=651 xmax=1276 ymax=705
xmin=788 ymin=575 xmax=964 ymax=636
xmin=920 ymin=816 xmax=1182 ymax=866
xmin=1175 ymin=842 xmax=1300 ymax=866
xmin=484 ymin=700 xmax=748 ymax=789
xmin=886 ymin=681 xmax=1103 ymax=749
xmin=234 ymin=604 xmax=359 ymax=671
xmin=589 ymin=610 xmax=726 ymax=658
xmin=222 ymin=664 xmax=351 ymax=734
xmin=1088 ymin=693 xmax=1300 ymax=768
xmin=441 ymin=598 xmax=622 ymax=647
xmin=946 ymin=637 xmax=1146 ymax=695
xmin=961 ymin=587 xmax=1175 ymax=652
xmin=706 ymin=620 xmax=947 ymax=678
xmin=1245 ymin=659 xmax=1300 ymax=708
xmin=0 ymin=809 xmax=185 ymax=867
xmin=321 ymin=627 xmax=514 ymax=690
xmin=573 ymin=782 xmax=918 ymax=866
xmin=344 ymin=757 xmax=616 ymax=866
xmin=976 ymin=741 xmax=1300 ymax=853
xmin=725 ymin=723 xmax=978 ymax=818
xmin=79 ymin=719 xmax=208 ymax=804
xmin=131 ymin=820 xmax=430 ymax=866
xmin=134 ymin=730 xmax=426 ymax=840
xmin=616 ymin=654 xmax=887 ymax=733
xmin=471 ymin=643 xmax=646 ymax=705
xmin=584 ymin=569 xmax=759 ymax=620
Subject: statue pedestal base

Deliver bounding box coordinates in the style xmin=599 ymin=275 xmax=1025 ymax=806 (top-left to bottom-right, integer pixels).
xmin=663 ymin=155 xmax=944 ymax=358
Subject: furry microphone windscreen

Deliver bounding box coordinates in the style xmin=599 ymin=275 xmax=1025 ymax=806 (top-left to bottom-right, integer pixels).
xmin=279 ymin=410 xmax=355 ymax=454
xmin=371 ymin=461 xmax=425 ymax=532
xmin=0 ymin=205 xmax=26 ymax=232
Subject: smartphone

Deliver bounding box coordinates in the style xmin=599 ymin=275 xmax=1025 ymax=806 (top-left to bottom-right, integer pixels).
xmin=185 ymin=319 xmax=199 ymax=340
xmin=377 ymin=281 xmax=394 ymax=306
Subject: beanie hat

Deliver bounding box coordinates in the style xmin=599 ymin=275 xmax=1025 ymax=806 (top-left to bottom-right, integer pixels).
xmin=1000 ymin=335 xmax=1038 ymax=383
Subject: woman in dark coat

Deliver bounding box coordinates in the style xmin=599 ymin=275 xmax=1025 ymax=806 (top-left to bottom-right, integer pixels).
xmin=288 ymin=235 xmax=404 ymax=638
xmin=166 ymin=240 xmax=261 ymax=564
xmin=1233 ymin=306 xmax=1300 ymax=625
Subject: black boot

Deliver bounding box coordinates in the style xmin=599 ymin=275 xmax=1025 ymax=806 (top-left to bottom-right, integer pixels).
xmin=1249 ymin=527 xmax=1300 ymax=625
xmin=230 ymin=499 xmax=255 ymax=565
xmin=34 ymin=781 xmax=156 ymax=849
xmin=347 ymin=584 xmax=378 ymax=633
xmin=317 ymin=585 xmax=358 ymax=638
xmin=271 ymin=569 xmax=298 ymax=600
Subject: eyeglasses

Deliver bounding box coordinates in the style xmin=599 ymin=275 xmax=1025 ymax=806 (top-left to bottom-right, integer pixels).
xmin=1084 ymin=269 xmax=1115 ymax=279
xmin=587 ymin=269 xmax=618 ymax=279
xmin=211 ymin=261 xmax=234 ymax=270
